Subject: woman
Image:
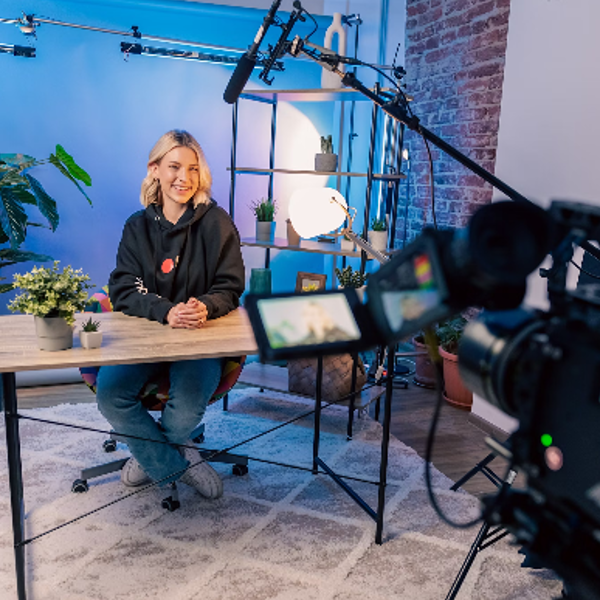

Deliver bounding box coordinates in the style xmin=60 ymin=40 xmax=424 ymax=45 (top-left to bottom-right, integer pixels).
xmin=96 ymin=130 xmax=245 ymax=499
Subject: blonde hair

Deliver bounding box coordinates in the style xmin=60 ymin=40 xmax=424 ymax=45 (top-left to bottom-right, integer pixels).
xmin=140 ymin=130 xmax=212 ymax=207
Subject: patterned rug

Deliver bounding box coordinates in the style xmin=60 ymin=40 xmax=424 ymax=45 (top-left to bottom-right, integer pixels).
xmin=0 ymin=389 xmax=561 ymax=599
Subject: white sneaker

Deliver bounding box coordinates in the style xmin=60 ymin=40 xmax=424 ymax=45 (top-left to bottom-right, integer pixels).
xmin=121 ymin=457 xmax=152 ymax=488
xmin=179 ymin=442 xmax=223 ymax=499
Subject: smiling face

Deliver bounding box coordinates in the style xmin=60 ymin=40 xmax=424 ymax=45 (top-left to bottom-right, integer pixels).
xmin=151 ymin=146 xmax=200 ymax=217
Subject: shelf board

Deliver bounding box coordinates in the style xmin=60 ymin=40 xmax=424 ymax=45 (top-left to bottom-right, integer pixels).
xmin=229 ymin=167 xmax=405 ymax=181
xmin=241 ymin=237 xmax=363 ymax=257
xmin=241 ymin=87 xmax=395 ymax=103
xmin=238 ymin=362 xmax=386 ymax=409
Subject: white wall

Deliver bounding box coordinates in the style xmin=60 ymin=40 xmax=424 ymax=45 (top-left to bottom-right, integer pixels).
xmin=472 ymin=0 xmax=600 ymax=432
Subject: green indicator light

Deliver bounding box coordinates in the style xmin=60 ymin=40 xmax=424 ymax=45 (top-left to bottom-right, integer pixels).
xmin=541 ymin=434 xmax=553 ymax=447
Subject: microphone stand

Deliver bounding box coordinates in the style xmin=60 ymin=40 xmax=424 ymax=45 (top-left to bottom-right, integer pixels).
xmin=262 ymin=31 xmax=600 ymax=265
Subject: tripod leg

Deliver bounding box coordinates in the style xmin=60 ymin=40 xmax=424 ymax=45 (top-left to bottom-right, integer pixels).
xmin=445 ymin=521 xmax=491 ymax=600
xmin=450 ymin=452 xmax=497 ymax=491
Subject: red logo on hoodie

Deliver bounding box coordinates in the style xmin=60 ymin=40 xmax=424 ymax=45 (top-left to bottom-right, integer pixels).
xmin=161 ymin=258 xmax=175 ymax=274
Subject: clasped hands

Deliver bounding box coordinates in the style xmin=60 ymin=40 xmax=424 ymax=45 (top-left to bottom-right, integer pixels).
xmin=166 ymin=297 xmax=208 ymax=329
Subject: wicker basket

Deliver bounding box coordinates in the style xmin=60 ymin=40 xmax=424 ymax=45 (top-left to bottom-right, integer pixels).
xmin=288 ymin=354 xmax=366 ymax=402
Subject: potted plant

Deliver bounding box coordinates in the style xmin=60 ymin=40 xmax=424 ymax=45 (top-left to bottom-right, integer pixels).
xmin=0 ymin=146 xmax=92 ymax=294
xmin=435 ymin=315 xmax=472 ymax=409
xmin=250 ymin=197 xmax=277 ymax=243
xmin=315 ymin=135 xmax=338 ymax=172
xmin=368 ymin=217 xmax=388 ymax=253
xmin=335 ymin=265 xmax=368 ymax=301
xmin=8 ymin=261 xmax=94 ymax=351
xmin=412 ymin=330 xmax=436 ymax=389
xmin=79 ymin=316 xmax=103 ymax=349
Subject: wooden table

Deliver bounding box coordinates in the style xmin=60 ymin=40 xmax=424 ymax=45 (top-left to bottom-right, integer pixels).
xmin=0 ymin=309 xmax=257 ymax=600
xmin=0 ymin=310 xmax=396 ymax=599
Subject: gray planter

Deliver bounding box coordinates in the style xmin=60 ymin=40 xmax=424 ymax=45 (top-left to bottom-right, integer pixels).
xmin=315 ymin=153 xmax=338 ymax=172
xmin=34 ymin=316 xmax=73 ymax=351
xmin=256 ymin=220 xmax=275 ymax=242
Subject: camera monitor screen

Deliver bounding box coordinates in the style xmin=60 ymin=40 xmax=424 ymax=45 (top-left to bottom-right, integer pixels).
xmin=367 ymin=237 xmax=450 ymax=342
xmin=245 ymin=289 xmax=375 ymax=361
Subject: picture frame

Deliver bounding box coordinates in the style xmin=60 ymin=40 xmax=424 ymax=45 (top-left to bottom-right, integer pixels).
xmin=296 ymin=272 xmax=327 ymax=293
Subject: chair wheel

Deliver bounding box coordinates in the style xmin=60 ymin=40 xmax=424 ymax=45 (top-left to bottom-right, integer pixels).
xmin=192 ymin=433 xmax=205 ymax=443
xmin=72 ymin=479 xmax=89 ymax=493
xmin=232 ymin=464 xmax=248 ymax=476
xmin=103 ymin=439 xmax=118 ymax=453
xmin=161 ymin=497 xmax=181 ymax=512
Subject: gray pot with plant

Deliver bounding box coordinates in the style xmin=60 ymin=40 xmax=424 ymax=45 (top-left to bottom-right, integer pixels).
xmin=251 ymin=197 xmax=277 ymax=242
xmin=315 ymin=135 xmax=338 ymax=172
xmin=9 ymin=261 xmax=94 ymax=351
xmin=79 ymin=316 xmax=103 ymax=349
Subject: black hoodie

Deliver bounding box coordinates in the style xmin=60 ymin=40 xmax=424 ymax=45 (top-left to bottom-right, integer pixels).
xmin=109 ymin=200 xmax=245 ymax=324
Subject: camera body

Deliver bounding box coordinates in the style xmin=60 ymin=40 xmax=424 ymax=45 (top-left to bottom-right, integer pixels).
xmin=245 ymin=199 xmax=600 ymax=597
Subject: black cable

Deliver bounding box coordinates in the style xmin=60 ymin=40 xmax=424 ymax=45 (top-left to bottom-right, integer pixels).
xmin=422 ymin=332 xmax=482 ymax=529
xmin=570 ymin=258 xmax=600 ymax=280
xmin=301 ymin=5 xmax=319 ymax=41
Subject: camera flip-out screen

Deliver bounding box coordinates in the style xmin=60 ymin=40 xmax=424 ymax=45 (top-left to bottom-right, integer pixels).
xmin=245 ymin=288 xmax=378 ymax=361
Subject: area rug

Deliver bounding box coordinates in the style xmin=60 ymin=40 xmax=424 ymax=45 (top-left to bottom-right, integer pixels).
xmin=0 ymin=388 xmax=561 ymax=599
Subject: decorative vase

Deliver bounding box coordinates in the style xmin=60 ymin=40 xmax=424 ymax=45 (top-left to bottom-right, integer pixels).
xmin=286 ymin=219 xmax=301 ymax=246
xmin=315 ymin=153 xmax=338 ymax=172
xmin=79 ymin=330 xmax=103 ymax=350
xmin=368 ymin=229 xmax=388 ymax=253
xmin=34 ymin=316 xmax=73 ymax=352
xmin=249 ymin=268 xmax=272 ymax=295
xmin=412 ymin=337 xmax=436 ymax=389
xmin=321 ymin=12 xmax=346 ymax=89
xmin=439 ymin=347 xmax=473 ymax=410
xmin=256 ymin=220 xmax=275 ymax=243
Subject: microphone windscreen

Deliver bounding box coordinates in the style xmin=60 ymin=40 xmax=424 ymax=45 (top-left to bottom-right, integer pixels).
xmin=223 ymin=54 xmax=256 ymax=104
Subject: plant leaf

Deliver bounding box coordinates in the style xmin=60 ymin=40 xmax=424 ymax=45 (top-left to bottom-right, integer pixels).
xmin=0 ymin=154 xmax=37 ymax=170
xmin=48 ymin=153 xmax=93 ymax=205
xmin=11 ymin=186 xmax=37 ymax=205
xmin=55 ymin=145 xmax=92 ymax=187
xmin=0 ymin=227 xmax=8 ymax=244
xmin=0 ymin=247 xmax=53 ymax=268
xmin=0 ymin=282 xmax=14 ymax=294
xmin=24 ymin=174 xmax=59 ymax=231
xmin=0 ymin=187 xmax=28 ymax=248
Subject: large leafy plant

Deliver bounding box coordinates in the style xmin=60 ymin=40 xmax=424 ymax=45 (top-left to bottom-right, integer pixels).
xmin=0 ymin=145 xmax=92 ymax=293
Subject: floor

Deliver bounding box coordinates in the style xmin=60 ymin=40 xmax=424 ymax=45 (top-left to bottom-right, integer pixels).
xmin=15 ymin=373 xmax=507 ymax=498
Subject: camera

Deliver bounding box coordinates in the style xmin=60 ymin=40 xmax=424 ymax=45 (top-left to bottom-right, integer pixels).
xmin=245 ymin=199 xmax=600 ymax=599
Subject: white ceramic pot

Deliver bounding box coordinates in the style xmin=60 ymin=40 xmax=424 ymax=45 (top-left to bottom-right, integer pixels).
xmin=79 ymin=330 xmax=103 ymax=350
xmin=34 ymin=316 xmax=73 ymax=352
xmin=368 ymin=229 xmax=388 ymax=253
xmin=315 ymin=153 xmax=338 ymax=172
xmin=256 ymin=220 xmax=275 ymax=243
xmin=355 ymin=285 xmax=366 ymax=303
xmin=340 ymin=237 xmax=355 ymax=252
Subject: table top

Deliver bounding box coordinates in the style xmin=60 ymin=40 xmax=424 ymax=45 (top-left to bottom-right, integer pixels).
xmin=0 ymin=309 xmax=258 ymax=373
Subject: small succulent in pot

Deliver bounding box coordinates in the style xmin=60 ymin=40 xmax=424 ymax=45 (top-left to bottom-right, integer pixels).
xmin=320 ymin=135 xmax=334 ymax=154
xmin=370 ymin=217 xmax=387 ymax=232
xmin=335 ymin=265 xmax=368 ymax=289
xmin=315 ymin=135 xmax=338 ymax=172
xmin=81 ymin=316 xmax=100 ymax=332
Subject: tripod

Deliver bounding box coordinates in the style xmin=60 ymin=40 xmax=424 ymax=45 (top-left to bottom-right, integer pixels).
xmin=445 ymin=451 xmax=517 ymax=600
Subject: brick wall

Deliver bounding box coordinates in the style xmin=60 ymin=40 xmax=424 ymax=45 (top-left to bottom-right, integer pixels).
xmin=395 ymin=0 xmax=511 ymax=246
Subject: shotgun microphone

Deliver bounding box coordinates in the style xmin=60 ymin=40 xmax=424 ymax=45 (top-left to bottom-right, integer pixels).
xmin=223 ymin=0 xmax=283 ymax=104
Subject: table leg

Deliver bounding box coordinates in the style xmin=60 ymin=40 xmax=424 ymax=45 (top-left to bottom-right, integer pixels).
xmin=1 ymin=372 xmax=27 ymax=599
xmin=375 ymin=346 xmax=394 ymax=544
xmin=312 ymin=356 xmax=323 ymax=474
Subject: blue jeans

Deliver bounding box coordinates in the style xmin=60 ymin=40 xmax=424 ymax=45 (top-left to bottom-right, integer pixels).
xmin=96 ymin=358 xmax=223 ymax=485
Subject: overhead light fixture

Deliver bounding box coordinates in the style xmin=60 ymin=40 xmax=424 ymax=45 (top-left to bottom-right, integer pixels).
xmin=120 ymin=42 xmax=241 ymax=66
xmin=0 ymin=42 xmax=35 ymax=57
xmin=288 ymin=187 xmax=388 ymax=264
